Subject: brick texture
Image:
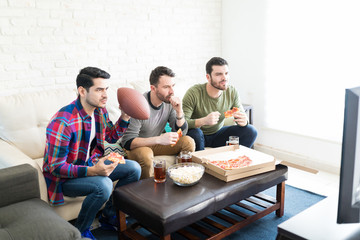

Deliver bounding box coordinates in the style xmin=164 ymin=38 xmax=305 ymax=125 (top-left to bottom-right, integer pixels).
xmin=0 ymin=0 xmax=222 ymax=96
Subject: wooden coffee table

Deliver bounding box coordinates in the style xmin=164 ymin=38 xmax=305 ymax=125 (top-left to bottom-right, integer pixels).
xmin=113 ymin=164 xmax=288 ymax=240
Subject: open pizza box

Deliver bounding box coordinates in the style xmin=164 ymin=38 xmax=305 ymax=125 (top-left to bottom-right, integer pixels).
xmin=192 ymin=145 xmax=276 ymax=182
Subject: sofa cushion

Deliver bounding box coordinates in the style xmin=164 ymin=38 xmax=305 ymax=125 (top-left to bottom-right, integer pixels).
xmin=0 ymin=88 xmax=77 ymax=159
xmin=104 ymin=141 xmax=126 ymax=157
xmin=0 ymin=198 xmax=81 ymax=240
xmin=0 ymin=164 xmax=40 ymax=208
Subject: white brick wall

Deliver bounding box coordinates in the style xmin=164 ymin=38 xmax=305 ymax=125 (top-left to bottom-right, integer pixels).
xmin=0 ymin=0 xmax=222 ymax=96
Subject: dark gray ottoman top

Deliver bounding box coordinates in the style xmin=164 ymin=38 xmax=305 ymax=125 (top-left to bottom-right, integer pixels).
xmin=113 ymin=164 xmax=288 ymax=236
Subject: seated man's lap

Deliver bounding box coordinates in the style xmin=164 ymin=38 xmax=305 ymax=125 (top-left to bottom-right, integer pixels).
xmin=126 ymin=147 xmax=154 ymax=178
xmin=152 ymin=136 xmax=195 ymax=155
xmin=206 ymin=125 xmax=257 ymax=148
xmin=187 ymin=128 xmax=205 ymax=151
xmin=125 ymin=136 xmax=195 ymax=178
xmin=62 ymin=175 xmax=113 ymax=198
xmin=63 ymin=160 xmax=141 ymax=197
xmin=189 ymin=125 xmax=257 ymax=151
xmin=108 ymin=159 xmax=141 ymax=187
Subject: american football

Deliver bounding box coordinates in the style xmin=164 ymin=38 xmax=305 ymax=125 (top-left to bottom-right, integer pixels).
xmin=117 ymin=87 xmax=150 ymax=120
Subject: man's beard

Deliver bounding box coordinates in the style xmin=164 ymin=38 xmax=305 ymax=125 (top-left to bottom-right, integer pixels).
xmin=156 ymin=91 xmax=172 ymax=104
xmin=210 ymin=77 xmax=227 ymax=91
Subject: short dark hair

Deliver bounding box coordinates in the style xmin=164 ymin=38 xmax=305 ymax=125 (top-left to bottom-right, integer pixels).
xmin=149 ymin=66 xmax=175 ymax=87
xmin=206 ymin=57 xmax=228 ymax=75
xmin=76 ymin=67 xmax=110 ymax=91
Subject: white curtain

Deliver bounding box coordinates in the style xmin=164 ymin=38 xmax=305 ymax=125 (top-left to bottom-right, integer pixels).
xmin=264 ymin=0 xmax=360 ymax=142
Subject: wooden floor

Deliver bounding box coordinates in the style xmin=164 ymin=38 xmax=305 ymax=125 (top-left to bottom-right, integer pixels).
xmin=285 ymin=165 xmax=339 ymax=197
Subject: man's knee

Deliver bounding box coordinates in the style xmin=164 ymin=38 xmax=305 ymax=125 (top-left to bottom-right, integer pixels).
xmin=234 ymin=124 xmax=258 ymax=147
xmin=178 ymin=135 xmax=195 ymax=152
xmin=245 ymin=124 xmax=258 ymax=140
xmin=96 ymin=177 xmax=113 ymax=201
xmin=187 ymin=128 xmax=205 ymax=151
xmin=126 ymin=147 xmax=154 ymax=179
xmin=126 ymin=160 xmax=142 ymax=180
xmin=187 ymin=128 xmax=204 ymax=141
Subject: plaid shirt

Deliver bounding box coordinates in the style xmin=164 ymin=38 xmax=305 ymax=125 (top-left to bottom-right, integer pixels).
xmin=43 ymin=97 xmax=129 ymax=206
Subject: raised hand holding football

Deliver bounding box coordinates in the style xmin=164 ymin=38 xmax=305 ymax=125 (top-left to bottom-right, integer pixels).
xmin=117 ymin=87 xmax=150 ymax=120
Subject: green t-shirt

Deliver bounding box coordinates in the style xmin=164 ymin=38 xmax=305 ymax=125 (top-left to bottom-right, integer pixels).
xmin=182 ymin=83 xmax=244 ymax=135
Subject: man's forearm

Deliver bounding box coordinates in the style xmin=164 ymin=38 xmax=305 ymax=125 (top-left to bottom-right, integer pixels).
xmin=176 ymin=111 xmax=185 ymax=127
xmin=130 ymin=136 xmax=160 ymax=149
xmin=194 ymin=117 xmax=206 ymax=128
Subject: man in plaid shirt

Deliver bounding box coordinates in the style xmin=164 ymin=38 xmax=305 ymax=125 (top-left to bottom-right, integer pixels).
xmin=43 ymin=67 xmax=141 ymax=239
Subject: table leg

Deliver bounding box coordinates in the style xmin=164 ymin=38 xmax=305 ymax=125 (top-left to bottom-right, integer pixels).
xmin=117 ymin=210 xmax=127 ymax=240
xmin=276 ymin=181 xmax=285 ymax=217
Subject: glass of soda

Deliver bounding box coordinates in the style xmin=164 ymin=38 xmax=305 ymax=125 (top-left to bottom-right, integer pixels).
xmin=153 ymin=159 xmax=166 ymax=183
xmin=178 ymin=151 xmax=192 ymax=163
xmin=228 ymin=136 xmax=239 ymax=146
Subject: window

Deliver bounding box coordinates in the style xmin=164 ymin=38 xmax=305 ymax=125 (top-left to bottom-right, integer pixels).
xmin=264 ymin=0 xmax=360 ymax=142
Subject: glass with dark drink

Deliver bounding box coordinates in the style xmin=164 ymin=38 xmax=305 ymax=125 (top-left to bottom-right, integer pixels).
xmin=153 ymin=159 xmax=166 ymax=183
xmin=228 ymin=136 xmax=239 ymax=146
xmin=179 ymin=151 xmax=192 ymax=163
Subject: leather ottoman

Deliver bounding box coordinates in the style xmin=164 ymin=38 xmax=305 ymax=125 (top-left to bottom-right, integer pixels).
xmin=113 ymin=164 xmax=288 ymax=239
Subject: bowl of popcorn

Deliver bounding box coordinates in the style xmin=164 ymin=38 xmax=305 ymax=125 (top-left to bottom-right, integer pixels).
xmin=167 ymin=162 xmax=205 ymax=186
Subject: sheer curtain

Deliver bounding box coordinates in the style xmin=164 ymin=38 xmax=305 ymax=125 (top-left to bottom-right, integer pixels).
xmin=264 ymin=0 xmax=360 ymax=142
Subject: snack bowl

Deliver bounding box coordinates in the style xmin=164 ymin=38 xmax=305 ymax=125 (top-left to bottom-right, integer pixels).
xmin=167 ymin=162 xmax=205 ymax=186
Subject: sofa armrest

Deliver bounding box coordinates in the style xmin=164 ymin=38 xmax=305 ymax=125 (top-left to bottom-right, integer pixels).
xmin=0 ymin=139 xmax=49 ymax=203
xmin=0 ymin=164 xmax=40 ymax=208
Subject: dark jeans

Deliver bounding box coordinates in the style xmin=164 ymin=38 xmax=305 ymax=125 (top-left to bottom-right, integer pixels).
xmin=62 ymin=159 xmax=141 ymax=232
xmin=187 ymin=124 xmax=257 ymax=151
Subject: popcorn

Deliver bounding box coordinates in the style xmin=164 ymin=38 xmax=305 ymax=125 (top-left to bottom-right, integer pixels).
xmin=168 ymin=164 xmax=204 ymax=185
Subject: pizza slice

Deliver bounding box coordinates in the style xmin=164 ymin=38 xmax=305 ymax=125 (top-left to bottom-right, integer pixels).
xmin=209 ymin=160 xmax=231 ymax=169
xmin=224 ymin=107 xmax=240 ymax=118
xmin=171 ymin=128 xmax=183 ymax=147
xmin=107 ymin=152 xmax=126 ymax=164
xmin=209 ymin=155 xmax=252 ymax=169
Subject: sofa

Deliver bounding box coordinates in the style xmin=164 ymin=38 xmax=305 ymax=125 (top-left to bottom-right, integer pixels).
xmin=0 ymin=82 xmax=179 ymax=221
xmin=0 ymin=164 xmax=81 ymax=240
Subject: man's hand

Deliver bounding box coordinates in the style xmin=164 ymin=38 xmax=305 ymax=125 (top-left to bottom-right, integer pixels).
xmin=87 ymin=155 xmax=117 ymax=176
xmin=157 ymin=132 xmax=179 ymax=146
xmin=170 ymin=96 xmax=186 ymax=126
xmin=169 ymin=96 xmax=182 ymax=114
xmin=203 ymin=111 xmax=221 ymax=126
xmin=119 ymin=104 xmax=131 ymax=122
xmin=233 ymin=111 xmax=248 ymax=127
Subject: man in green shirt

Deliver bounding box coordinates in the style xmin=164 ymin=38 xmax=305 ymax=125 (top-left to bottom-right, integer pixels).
xmin=182 ymin=57 xmax=257 ymax=151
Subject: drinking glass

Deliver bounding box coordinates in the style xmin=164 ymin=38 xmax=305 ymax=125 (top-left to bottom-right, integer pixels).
xmin=153 ymin=159 xmax=166 ymax=183
xmin=228 ymin=136 xmax=239 ymax=146
xmin=178 ymin=151 xmax=192 ymax=163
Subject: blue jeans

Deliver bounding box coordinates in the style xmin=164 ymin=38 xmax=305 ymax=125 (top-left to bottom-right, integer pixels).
xmin=62 ymin=159 xmax=141 ymax=232
xmin=187 ymin=124 xmax=257 ymax=151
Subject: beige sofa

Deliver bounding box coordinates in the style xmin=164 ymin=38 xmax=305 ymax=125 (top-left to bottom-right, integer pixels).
xmin=0 ymin=83 xmax=180 ymax=221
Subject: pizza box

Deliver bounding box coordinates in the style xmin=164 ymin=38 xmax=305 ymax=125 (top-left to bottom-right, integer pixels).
xmin=205 ymin=165 xmax=275 ymax=182
xmin=192 ymin=145 xmax=275 ymax=182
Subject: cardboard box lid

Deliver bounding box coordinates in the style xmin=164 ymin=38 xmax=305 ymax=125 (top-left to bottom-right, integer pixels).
xmin=192 ymin=145 xmax=275 ymax=176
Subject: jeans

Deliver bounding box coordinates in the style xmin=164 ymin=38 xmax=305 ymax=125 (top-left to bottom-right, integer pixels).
xmin=62 ymin=159 xmax=141 ymax=232
xmin=187 ymin=124 xmax=257 ymax=151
